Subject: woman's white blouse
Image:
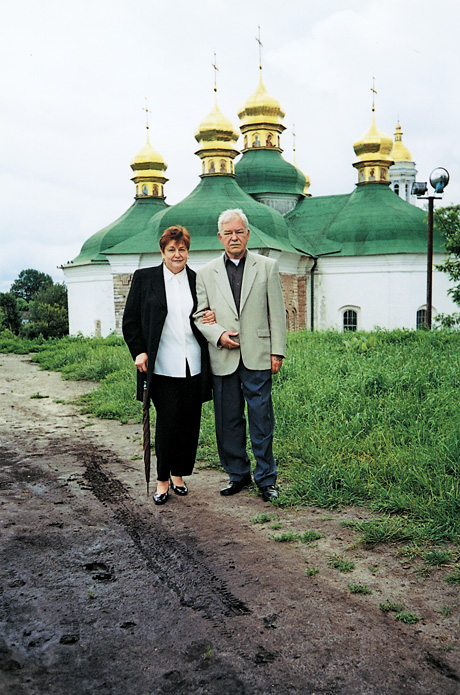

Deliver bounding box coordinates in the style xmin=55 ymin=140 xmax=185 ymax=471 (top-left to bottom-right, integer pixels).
xmin=154 ymin=266 xmax=201 ymax=377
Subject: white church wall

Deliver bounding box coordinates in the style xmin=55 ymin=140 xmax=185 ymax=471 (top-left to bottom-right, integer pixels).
xmin=315 ymin=253 xmax=458 ymax=332
xmin=64 ymin=265 xmax=116 ymax=337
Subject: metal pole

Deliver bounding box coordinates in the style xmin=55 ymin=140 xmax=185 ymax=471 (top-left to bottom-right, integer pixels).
xmin=310 ymin=257 xmax=318 ymax=331
xmin=426 ymin=196 xmax=434 ymax=329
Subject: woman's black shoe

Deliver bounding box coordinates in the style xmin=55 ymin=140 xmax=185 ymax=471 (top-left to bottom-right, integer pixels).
xmin=153 ymin=490 xmax=169 ymax=505
xmin=170 ymin=478 xmax=188 ymax=496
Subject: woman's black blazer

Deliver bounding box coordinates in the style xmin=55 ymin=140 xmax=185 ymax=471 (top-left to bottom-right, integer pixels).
xmin=122 ymin=264 xmax=212 ymax=403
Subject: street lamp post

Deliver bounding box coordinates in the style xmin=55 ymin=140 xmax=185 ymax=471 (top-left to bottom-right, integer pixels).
xmin=412 ymin=167 xmax=450 ymax=329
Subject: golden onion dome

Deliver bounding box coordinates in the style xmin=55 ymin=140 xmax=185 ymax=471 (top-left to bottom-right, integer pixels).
xmin=238 ymin=74 xmax=285 ymax=126
xmin=353 ymin=112 xmax=394 ymax=163
xmin=195 ymin=99 xmax=239 ymax=144
xmin=390 ymin=124 xmax=413 ymax=162
xmin=130 ymin=133 xmax=166 ymax=170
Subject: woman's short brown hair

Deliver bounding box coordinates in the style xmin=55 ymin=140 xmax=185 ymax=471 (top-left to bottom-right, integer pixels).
xmin=159 ymin=225 xmax=191 ymax=252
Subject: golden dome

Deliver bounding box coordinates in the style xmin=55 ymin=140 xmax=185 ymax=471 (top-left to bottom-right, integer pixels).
xmin=130 ymin=133 xmax=166 ymax=170
xmin=353 ymin=113 xmax=393 ymax=163
xmin=130 ymin=132 xmax=168 ymax=199
xmin=195 ymin=99 xmax=239 ymax=145
xmin=194 ymin=97 xmax=239 ymax=176
xmin=390 ymin=124 xmax=413 ymax=162
xmin=238 ymin=74 xmax=285 ymax=127
xmin=352 ymin=112 xmax=394 ymax=185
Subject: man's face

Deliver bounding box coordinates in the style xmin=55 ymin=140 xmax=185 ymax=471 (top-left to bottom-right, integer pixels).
xmin=218 ymin=216 xmax=250 ymax=259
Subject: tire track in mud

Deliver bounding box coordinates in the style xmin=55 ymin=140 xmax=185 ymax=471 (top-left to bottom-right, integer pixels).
xmin=71 ymin=443 xmax=252 ymax=625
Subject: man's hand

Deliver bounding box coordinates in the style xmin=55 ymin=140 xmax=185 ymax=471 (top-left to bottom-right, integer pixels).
xmin=218 ymin=331 xmax=240 ymax=349
xmin=135 ymin=352 xmax=148 ymax=372
xmin=271 ymin=355 xmax=284 ymax=374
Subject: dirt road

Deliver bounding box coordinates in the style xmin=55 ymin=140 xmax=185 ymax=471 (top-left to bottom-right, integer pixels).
xmin=1 ymin=353 xmax=459 ymax=694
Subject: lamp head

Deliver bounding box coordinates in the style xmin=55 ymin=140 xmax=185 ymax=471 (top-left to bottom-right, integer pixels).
xmin=429 ymin=167 xmax=450 ymax=194
xmin=411 ymin=181 xmax=428 ymax=197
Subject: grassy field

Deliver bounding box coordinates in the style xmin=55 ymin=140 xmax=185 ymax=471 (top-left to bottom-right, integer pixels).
xmin=2 ymin=328 xmax=460 ymax=545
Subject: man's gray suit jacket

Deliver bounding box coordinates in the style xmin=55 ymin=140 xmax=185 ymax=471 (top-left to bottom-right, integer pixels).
xmin=194 ymin=251 xmax=286 ymax=376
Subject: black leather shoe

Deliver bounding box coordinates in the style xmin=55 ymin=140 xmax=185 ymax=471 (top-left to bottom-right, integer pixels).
xmin=170 ymin=478 xmax=188 ymax=496
xmin=259 ymin=485 xmax=279 ymax=502
xmin=153 ymin=490 xmax=169 ymax=505
xmin=220 ymin=475 xmax=252 ymax=496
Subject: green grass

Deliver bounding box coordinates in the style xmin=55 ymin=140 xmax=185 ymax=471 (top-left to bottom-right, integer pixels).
xmin=444 ymin=571 xmax=460 ymax=586
xmin=379 ymin=600 xmax=404 ymax=613
xmin=298 ymin=529 xmax=323 ymax=544
xmin=305 ymin=566 xmax=320 ymax=577
xmin=4 ymin=328 xmax=460 ymax=545
xmin=395 ymin=611 xmax=423 ymax=624
xmin=348 ymin=584 xmax=372 ymax=595
xmin=421 ymin=549 xmax=454 ymax=567
xmin=250 ymin=513 xmax=274 ymax=524
xmin=341 ymin=518 xmax=425 ymax=546
xmin=271 ymin=529 xmax=322 ymax=543
xmin=271 ymin=531 xmax=298 ymax=543
xmin=327 ymin=555 xmax=355 ymax=573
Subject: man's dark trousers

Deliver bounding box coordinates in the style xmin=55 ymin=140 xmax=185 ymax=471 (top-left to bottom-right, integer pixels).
xmin=212 ymin=359 xmax=276 ymax=487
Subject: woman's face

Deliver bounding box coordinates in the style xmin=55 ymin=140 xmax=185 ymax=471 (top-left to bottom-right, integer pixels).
xmin=161 ymin=240 xmax=188 ymax=274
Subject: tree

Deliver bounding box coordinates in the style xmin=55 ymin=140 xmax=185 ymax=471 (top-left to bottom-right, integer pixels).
xmin=0 ymin=292 xmax=21 ymax=333
xmin=434 ymin=205 xmax=460 ymax=328
xmin=23 ymin=283 xmax=68 ymax=338
xmin=10 ymin=269 xmax=53 ymax=303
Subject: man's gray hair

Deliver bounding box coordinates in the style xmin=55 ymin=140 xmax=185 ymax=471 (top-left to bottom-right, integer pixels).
xmin=217 ymin=208 xmax=249 ymax=235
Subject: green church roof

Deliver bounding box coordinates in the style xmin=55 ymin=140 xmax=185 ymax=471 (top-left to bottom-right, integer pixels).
xmin=107 ymin=175 xmax=315 ymax=256
xmin=287 ymin=184 xmax=446 ymax=257
xmin=235 ymin=149 xmax=306 ymax=196
xmin=67 ymin=197 xmax=168 ymax=267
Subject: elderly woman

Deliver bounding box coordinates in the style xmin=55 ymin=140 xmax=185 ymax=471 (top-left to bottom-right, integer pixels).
xmin=122 ymin=225 xmax=213 ymax=505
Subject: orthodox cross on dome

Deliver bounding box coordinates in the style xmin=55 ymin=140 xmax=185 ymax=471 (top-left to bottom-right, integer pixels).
xmin=212 ymin=52 xmax=219 ymax=94
xmin=142 ymin=98 xmax=151 ymax=131
xmin=371 ymin=77 xmax=377 ymax=112
xmin=256 ymin=25 xmax=263 ymax=71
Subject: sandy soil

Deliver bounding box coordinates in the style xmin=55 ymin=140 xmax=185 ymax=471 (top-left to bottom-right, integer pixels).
xmin=0 ymin=353 xmax=459 ymax=695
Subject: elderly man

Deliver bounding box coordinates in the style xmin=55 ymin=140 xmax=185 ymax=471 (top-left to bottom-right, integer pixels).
xmin=194 ymin=208 xmax=286 ymax=502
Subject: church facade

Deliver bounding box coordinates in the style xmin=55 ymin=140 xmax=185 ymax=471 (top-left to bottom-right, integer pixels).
xmin=62 ymin=73 xmax=456 ymax=336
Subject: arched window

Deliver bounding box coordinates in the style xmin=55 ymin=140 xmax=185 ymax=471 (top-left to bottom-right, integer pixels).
xmin=343 ymin=309 xmax=357 ymax=332
xmin=394 ymin=183 xmax=400 ymax=196
xmin=416 ymin=309 xmax=427 ymax=330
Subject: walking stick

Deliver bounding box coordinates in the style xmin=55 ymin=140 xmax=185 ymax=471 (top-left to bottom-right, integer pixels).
xmin=142 ymin=374 xmax=151 ymax=496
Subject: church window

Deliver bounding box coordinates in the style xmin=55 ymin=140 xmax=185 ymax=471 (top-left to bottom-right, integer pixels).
xmin=416 ymin=309 xmax=427 ymax=330
xmin=394 ymin=183 xmax=400 ymax=196
xmin=343 ymin=309 xmax=357 ymax=332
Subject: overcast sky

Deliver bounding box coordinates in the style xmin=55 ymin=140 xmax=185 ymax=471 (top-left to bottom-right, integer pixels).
xmin=1 ymin=0 xmax=459 ymax=292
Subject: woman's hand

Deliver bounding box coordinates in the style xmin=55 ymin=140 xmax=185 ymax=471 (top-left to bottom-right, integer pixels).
xmin=135 ymin=352 xmax=148 ymax=373
xmin=201 ymin=310 xmax=216 ymax=325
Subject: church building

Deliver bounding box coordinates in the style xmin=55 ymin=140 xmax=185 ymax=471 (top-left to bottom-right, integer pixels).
xmin=62 ymin=69 xmax=456 ymax=336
